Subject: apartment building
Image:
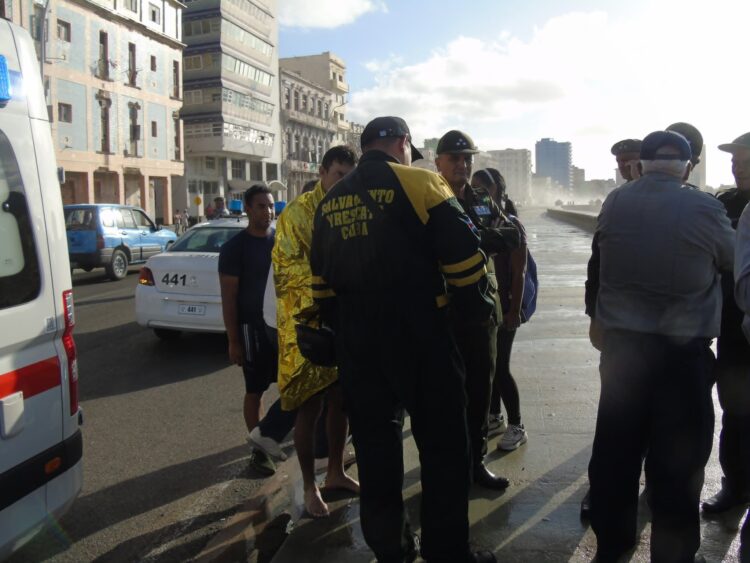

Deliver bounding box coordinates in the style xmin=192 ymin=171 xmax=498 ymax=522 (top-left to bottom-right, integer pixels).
xmin=6 ymin=0 xmax=185 ymax=224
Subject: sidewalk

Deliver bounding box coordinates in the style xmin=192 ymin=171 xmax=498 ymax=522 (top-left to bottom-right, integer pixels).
xmin=200 ymin=208 xmax=745 ymax=562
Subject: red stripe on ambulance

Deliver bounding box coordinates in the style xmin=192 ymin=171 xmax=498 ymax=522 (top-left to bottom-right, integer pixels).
xmin=0 ymin=357 xmax=61 ymax=400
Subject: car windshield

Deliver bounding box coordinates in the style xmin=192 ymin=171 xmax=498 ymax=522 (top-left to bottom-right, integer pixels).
xmin=169 ymin=226 xmax=243 ymax=253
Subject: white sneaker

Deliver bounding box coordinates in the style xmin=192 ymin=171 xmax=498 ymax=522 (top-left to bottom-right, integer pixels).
xmin=488 ymin=414 xmax=507 ymax=436
xmin=248 ymin=427 xmax=287 ymax=461
xmin=498 ymin=424 xmax=527 ymax=451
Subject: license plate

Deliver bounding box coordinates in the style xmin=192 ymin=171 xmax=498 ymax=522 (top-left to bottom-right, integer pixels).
xmin=178 ymin=304 xmax=205 ymax=316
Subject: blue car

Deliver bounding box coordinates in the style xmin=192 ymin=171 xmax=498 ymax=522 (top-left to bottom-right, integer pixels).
xmin=64 ymin=204 xmax=177 ymax=280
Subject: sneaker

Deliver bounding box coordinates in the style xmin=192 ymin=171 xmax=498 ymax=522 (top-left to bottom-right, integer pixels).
xmin=488 ymin=413 xmax=507 ymax=436
xmin=248 ymin=448 xmax=276 ymax=477
xmin=498 ymin=424 xmax=528 ymax=451
xmin=248 ymin=427 xmax=287 ymax=461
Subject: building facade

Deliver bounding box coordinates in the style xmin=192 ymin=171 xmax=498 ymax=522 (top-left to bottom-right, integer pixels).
xmin=179 ymin=0 xmax=281 ymax=216
xmin=487 ymin=149 xmax=532 ymax=204
xmin=6 ymin=0 xmax=185 ymax=224
xmin=279 ymin=66 xmax=336 ymax=200
xmin=535 ymin=138 xmax=572 ymax=193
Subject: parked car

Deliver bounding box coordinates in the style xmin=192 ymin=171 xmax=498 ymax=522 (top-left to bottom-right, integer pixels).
xmin=135 ymin=217 xmax=248 ymax=340
xmin=0 ymin=21 xmax=82 ymax=559
xmin=65 ymin=204 xmax=177 ymax=281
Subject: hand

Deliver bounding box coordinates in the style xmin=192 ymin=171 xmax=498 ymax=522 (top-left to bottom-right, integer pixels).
xmin=589 ymin=318 xmax=604 ymax=351
xmin=228 ymin=339 xmax=244 ymax=366
xmin=503 ymin=310 xmax=521 ymax=331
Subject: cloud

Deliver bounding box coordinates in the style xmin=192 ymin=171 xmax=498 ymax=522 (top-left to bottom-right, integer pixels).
xmin=278 ymin=0 xmax=386 ymax=29
xmin=349 ymin=2 xmax=747 ymax=185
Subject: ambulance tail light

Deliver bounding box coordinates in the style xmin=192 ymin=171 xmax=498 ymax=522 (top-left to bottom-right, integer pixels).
xmin=138 ymin=267 xmax=155 ymax=286
xmin=62 ymin=289 xmax=78 ymax=416
xmin=96 ymin=234 xmax=105 ymax=250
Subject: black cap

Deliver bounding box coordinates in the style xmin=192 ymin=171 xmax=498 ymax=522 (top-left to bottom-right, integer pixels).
xmin=719 ymin=132 xmax=750 ymax=153
xmin=436 ymin=130 xmax=480 ymax=155
xmin=360 ymin=116 xmax=424 ymax=161
xmin=610 ymin=139 xmax=641 ymax=156
xmin=640 ymin=130 xmax=692 ymax=161
xmin=666 ymin=122 xmax=703 ymax=164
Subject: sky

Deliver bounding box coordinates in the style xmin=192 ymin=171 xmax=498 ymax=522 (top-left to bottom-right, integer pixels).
xmin=278 ymin=0 xmax=746 ymax=187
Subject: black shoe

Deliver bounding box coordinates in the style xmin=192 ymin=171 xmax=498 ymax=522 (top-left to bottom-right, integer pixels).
xmin=248 ymin=448 xmax=276 ymax=477
xmin=403 ymin=533 xmax=420 ymax=563
xmin=473 ymin=464 xmax=510 ymax=490
xmin=580 ymin=489 xmax=591 ymax=520
xmin=468 ymin=551 xmax=496 ymax=563
xmin=701 ymin=485 xmax=750 ymax=514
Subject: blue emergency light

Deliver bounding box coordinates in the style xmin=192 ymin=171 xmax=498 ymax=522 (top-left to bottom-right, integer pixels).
xmin=0 ymin=56 xmax=11 ymax=103
xmin=228 ymin=199 xmax=243 ymax=213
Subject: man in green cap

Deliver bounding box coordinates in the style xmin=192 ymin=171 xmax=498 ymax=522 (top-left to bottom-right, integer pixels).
xmin=435 ymin=130 xmax=519 ymax=490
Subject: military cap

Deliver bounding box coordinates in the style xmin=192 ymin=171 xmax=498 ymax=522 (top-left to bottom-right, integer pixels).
xmin=361 ymin=116 xmax=424 ymax=161
xmin=640 ymin=130 xmax=692 ymax=161
xmin=610 ymin=139 xmax=642 ymax=156
xmin=666 ymin=122 xmax=703 ymax=164
xmin=719 ymin=132 xmax=750 ymax=153
xmin=436 ymin=130 xmax=480 ymax=155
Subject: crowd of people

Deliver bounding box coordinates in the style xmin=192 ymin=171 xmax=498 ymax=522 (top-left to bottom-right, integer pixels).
xmin=216 ymin=114 xmax=750 ymax=563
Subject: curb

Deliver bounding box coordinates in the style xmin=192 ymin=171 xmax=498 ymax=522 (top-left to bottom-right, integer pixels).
xmin=546 ymin=208 xmax=597 ymax=233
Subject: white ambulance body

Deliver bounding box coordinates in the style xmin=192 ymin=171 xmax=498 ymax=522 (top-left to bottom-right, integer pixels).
xmin=0 ymin=20 xmax=82 ymax=558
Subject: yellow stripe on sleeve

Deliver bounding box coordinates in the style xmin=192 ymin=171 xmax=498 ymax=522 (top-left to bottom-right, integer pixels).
xmin=311 ymin=275 xmax=327 ymax=285
xmin=312 ymin=288 xmax=336 ymax=299
xmin=446 ymin=266 xmax=486 ymax=288
xmin=440 ymin=252 xmax=483 ymax=275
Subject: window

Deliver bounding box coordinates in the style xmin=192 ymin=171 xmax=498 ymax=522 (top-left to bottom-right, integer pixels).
xmin=133 ymin=209 xmax=155 ymax=229
xmin=126 ymin=0 xmax=138 ymax=12
xmin=231 ymin=159 xmax=245 ymax=180
xmin=150 ymin=56 xmax=156 ymax=72
xmin=184 ymin=90 xmax=202 ymax=105
xmin=184 ymin=55 xmax=202 ymax=71
xmin=249 ymin=161 xmax=262 ymax=181
xmin=172 ymin=61 xmax=180 ymax=97
xmin=58 ymin=103 xmax=72 ymax=123
xmin=99 ymin=99 xmax=111 ymax=152
xmin=118 ymin=208 xmax=137 ymax=228
xmin=173 ymin=114 xmax=181 ymax=160
xmin=205 ymin=156 xmax=216 ymax=170
xmin=127 ymin=43 xmax=137 ymax=86
xmin=98 ymin=31 xmax=109 ymax=79
xmin=128 ymin=102 xmax=140 ymax=154
xmin=0 ymin=130 xmax=41 ymax=310
xmin=56 ymin=20 xmax=71 ymax=42
xmin=149 ymin=4 xmax=160 ymax=24
xmin=151 ymin=121 xmax=157 ymax=137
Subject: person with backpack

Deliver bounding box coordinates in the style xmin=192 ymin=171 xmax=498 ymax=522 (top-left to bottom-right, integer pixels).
xmin=471 ymin=168 xmax=537 ymax=451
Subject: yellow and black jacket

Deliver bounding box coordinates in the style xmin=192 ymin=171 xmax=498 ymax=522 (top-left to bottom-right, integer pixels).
xmin=310 ymin=150 xmax=495 ymax=325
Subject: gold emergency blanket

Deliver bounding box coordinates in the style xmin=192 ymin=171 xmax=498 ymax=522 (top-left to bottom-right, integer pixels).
xmin=274 ymin=182 xmax=337 ymax=411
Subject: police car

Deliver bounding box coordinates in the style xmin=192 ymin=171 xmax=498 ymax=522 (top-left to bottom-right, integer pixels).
xmin=0 ymin=21 xmax=82 ymax=558
xmin=135 ymin=217 xmax=248 ymax=339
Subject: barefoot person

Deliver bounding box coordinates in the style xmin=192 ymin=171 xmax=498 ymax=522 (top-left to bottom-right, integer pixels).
xmin=275 ymin=145 xmax=359 ymax=517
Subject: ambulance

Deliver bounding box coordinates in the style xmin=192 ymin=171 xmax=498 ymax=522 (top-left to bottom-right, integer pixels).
xmin=0 ymin=20 xmax=82 ymax=558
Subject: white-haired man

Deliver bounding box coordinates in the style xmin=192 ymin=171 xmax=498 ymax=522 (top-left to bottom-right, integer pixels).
xmin=588 ymin=131 xmax=735 ymax=563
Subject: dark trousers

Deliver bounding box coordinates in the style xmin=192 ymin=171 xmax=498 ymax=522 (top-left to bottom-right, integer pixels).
xmin=742 ymin=512 xmax=750 ymax=563
xmin=715 ymin=343 xmax=750 ymax=497
xmin=336 ymin=297 xmax=471 ymax=563
xmin=490 ymin=327 xmax=521 ymax=425
xmin=453 ymin=322 xmax=497 ymax=463
xmin=589 ymin=330 xmax=715 ymax=563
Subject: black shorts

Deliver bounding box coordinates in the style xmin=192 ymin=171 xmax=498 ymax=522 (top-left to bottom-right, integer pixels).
xmin=241 ymin=323 xmax=278 ymax=394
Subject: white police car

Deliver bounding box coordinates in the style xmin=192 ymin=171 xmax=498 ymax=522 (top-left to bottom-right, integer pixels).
xmin=135 ymin=217 xmax=248 ymax=339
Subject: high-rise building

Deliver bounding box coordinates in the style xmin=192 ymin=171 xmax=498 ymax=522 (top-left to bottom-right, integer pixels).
xmin=180 ymin=0 xmax=281 ymax=216
xmin=276 ymin=52 xmax=349 ymax=145
xmin=7 ymin=0 xmax=185 ymax=224
xmin=487 ymin=149 xmax=532 ymax=203
xmin=535 ymin=138 xmax=572 ymax=193
xmin=572 ymin=165 xmax=585 ymax=193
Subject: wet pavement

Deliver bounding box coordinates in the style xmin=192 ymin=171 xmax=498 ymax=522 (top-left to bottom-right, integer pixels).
xmin=268 ymin=208 xmax=746 ymax=563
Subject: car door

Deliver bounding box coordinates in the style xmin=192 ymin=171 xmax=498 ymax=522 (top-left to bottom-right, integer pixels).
xmin=116 ymin=208 xmax=142 ymax=262
xmin=132 ymin=209 xmax=163 ymax=260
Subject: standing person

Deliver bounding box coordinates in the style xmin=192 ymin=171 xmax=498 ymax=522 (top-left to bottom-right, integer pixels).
xmin=588 ymin=131 xmax=734 ymax=562
xmin=311 ymin=116 xmax=497 ymax=563
xmin=275 ymin=145 xmax=359 ymax=518
xmin=434 ymin=130 xmax=519 ymax=490
xmin=173 ymin=209 xmax=182 ymax=234
xmin=484 ymin=167 xmax=518 ymax=217
xmin=581 ymin=137 xmax=642 ymax=519
xmin=213 ymin=197 xmax=229 ymax=218
xmin=702 ymin=132 xmax=750 ymax=516
xmin=218 ymin=185 xmax=277 ymax=442
xmin=182 ymin=209 xmax=190 ymax=232
xmin=471 ymin=168 xmax=528 ymax=450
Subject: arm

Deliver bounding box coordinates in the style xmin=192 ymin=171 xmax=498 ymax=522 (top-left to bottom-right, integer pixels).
xmin=219 ymin=273 xmax=243 ymax=365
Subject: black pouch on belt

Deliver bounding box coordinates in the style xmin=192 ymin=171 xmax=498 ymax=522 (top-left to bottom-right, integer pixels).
xmin=295 ymin=323 xmax=336 ymax=367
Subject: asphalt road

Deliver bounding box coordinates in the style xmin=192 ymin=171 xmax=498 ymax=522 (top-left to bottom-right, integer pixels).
xmin=9 ymin=266 xmax=265 ymax=562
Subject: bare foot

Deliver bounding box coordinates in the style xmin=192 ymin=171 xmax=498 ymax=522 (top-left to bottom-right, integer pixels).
xmin=304 ymin=486 xmax=329 ymax=518
xmin=323 ymin=472 xmax=360 ymax=494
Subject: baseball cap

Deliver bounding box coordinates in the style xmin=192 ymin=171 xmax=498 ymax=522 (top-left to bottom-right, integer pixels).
xmin=360 ymin=116 xmax=424 ymax=161
xmin=666 ymin=122 xmax=703 ymax=164
xmin=718 ymin=132 xmax=750 ymax=153
xmin=640 ymin=130 xmax=692 ymax=161
xmin=610 ymin=139 xmax=642 ymax=156
xmin=436 ymin=130 xmax=480 ymax=155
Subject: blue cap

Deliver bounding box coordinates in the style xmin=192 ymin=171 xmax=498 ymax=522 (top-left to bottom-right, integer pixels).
xmin=640 ymin=130 xmax=692 ymax=161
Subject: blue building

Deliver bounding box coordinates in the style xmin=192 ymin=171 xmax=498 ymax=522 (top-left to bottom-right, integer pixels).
xmin=535 ymin=138 xmax=572 ymax=193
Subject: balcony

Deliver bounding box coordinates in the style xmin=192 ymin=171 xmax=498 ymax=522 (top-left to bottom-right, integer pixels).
xmin=284 ymin=159 xmax=319 ymax=173
xmin=184 ymin=122 xmax=274 ymax=158
xmin=332 ymin=78 xmax=349 ymax=93
xmin=282 ymin=108 xmax=337 ymax=133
